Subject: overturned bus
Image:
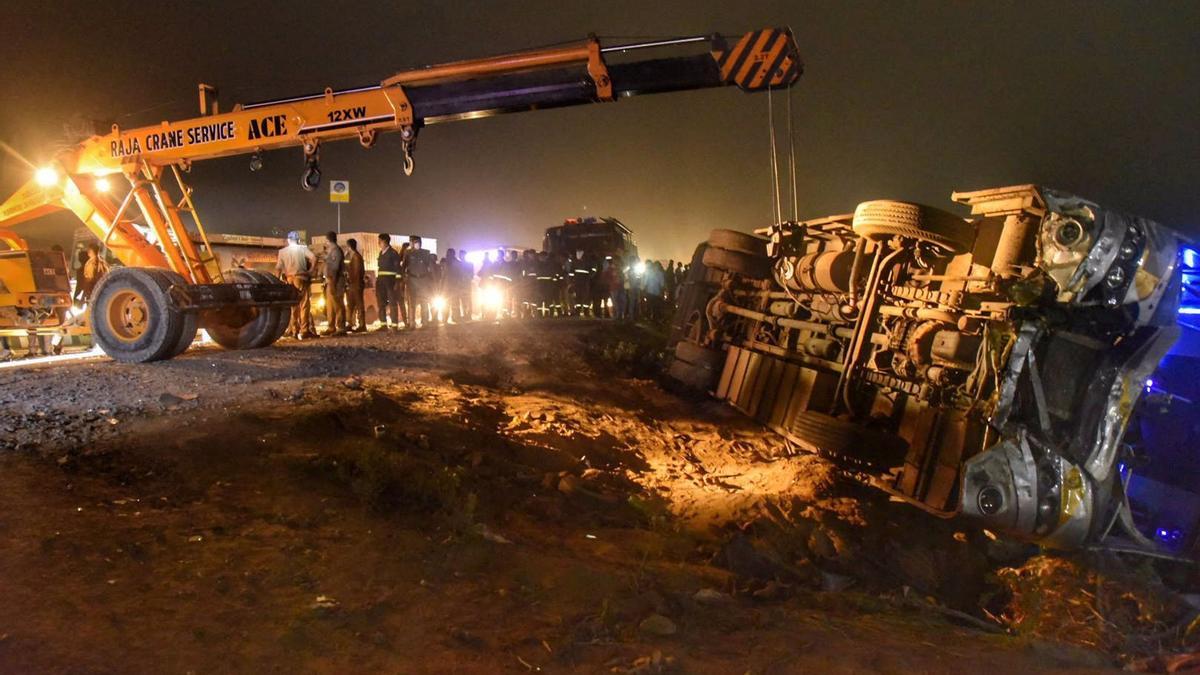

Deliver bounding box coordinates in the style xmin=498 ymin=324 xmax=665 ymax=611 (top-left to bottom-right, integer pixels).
xmin=668 ymin=185 xmax=1184 ymax=551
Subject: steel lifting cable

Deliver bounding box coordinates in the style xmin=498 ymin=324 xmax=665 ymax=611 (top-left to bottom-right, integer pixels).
xmin=767 ymin=87 xmax=782 ymax=225
xmin=787 ymin=86 xmax=799 ymax=222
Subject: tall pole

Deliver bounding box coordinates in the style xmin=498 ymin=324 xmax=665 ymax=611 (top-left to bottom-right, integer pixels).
xmin=337 ymin=203 xmax=341 ymax=234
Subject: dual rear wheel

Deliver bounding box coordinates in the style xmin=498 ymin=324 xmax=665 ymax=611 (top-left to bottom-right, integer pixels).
xmin=203 ymin=270 xmax=290 ymax=350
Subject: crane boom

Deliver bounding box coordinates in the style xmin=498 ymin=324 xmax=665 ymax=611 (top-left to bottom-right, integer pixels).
xmin=0 ymin=27 xmax=802 ymax=362
xmin=68 ymin=29 xmax=800 ymax=176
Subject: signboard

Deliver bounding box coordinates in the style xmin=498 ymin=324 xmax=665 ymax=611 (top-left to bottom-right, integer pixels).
xmin=330 ymin=180 xmax=350 ymax=203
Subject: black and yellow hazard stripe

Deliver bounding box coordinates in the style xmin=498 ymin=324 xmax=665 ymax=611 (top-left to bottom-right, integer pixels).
xmin=711 ymin=27 xmax=802 ymax=91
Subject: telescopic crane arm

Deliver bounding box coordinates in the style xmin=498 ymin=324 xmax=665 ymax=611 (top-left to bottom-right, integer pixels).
xmin=0 ymin=28 xmax=801 ymax=362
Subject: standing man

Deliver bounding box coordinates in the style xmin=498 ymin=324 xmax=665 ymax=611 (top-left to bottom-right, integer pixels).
xmin=76 ymin=244 xmax=110 ymax=307
xmin=345 ymin=238 xmax=367 ymax=332
xmin=454 ymin=249 xmax=475 ymax=322
xmin=441 ymin=248 xmax=469 ymax=324
xmin=405 ymin=235 xmax=435 ymax=328
xmin=375 ymin=233 xmax=401 ymax=330
xmin=438 ymin=248 xmax=455 ymax=323
xmin=571 ymin=250 xmax=595 ymax=317
xmin=502 ymin=249 xmax=520 ymax=319
xmin=321 ymin=231 xmax=347 ymax=336
xmin=534 ymin=250 xmax=555 ymax=318
xmin=664 ymin=259 xmax=678 ymax=305
xmin=397 ymin=242 xmax=412 ymax=328
xmin=276 ymin=230 xmax=317 ymax=339
xmin=644 ymin=261 xmax=665 ymax=321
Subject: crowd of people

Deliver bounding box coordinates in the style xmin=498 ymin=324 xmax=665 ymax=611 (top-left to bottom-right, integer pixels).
xmin=275 ymin=231 xmax=692 ymax=337
xmin=473 ymin=249 xmax=689 ymax=322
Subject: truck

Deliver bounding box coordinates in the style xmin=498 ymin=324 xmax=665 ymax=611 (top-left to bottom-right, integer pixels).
xmin=543 ymin=216 xmax=638 ymax=261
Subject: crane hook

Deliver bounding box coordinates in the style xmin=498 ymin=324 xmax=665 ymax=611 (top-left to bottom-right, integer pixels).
xmin=301 ymin=142 xmax=321 ymax=191
xmin=400 ymin=125 xmax=417 ymax=176
xmin=302 ymin=163 xmax=321 ymax=191
xmin=402 ymin=147 xmax=415 ymax=176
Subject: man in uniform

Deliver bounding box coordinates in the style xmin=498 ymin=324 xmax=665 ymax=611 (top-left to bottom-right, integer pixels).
xmin=321 ymin=231 xmax=347 ymax=336
xmin=375 ymin=233 xmax=402 ymax=330
xmin=454 ymin=249 xmax=475 ymax=322
xmin=404 ymin=235 xmax=435 ymax=328
xmin=345 ymin=238 xmax=366 ymax=332
xmin=441 ymin=248 xmax=470 ymax=324
xmin=276 ymin=231 xmax=317 ymax=339
xmin=501 ymin=249 xmax=520 ymax=319
xmin=570 ymin=250 xmax=595 ymax=317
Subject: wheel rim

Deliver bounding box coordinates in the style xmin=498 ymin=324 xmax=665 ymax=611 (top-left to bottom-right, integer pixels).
xmin=105 ymin=289 xmax=150 ymax=342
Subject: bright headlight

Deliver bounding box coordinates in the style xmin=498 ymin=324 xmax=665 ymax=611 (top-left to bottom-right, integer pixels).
xmin=431 ymin=295 xmax=447 ymax=312
xmin=35 ymin=166 xmax=58 ymax=187
xmin=481 ymin=285 xmax=504 ymax=309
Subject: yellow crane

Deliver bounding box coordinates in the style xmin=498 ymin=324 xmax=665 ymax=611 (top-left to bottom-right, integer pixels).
xmin=0 ymin=28 xmax=801 ymax=362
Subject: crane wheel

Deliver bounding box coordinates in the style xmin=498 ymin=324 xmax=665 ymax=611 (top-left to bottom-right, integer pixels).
xmin=243 ymin=271 xmax=292 ymax=343
xmin=707 ymin=229 xmax=768 ymax=257
xmin=145 ymin=269 xmax=199 ymax=358
xmin=91 ymin=267 xmax=188 ymax=363
xmin=250 ymin=273 xmax=293 ymax=343
xmin=203 ymin=271 xmax=285 ymax=350
xmin=851 ymin=200 xmax=974 ymax=255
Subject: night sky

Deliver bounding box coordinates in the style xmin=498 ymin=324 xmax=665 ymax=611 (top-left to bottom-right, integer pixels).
xmin=1 ymin=1 xmax=1197 ymax=260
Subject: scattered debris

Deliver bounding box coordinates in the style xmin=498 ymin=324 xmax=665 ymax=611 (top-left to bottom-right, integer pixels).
xmin=819 ymin=571 xmax=855 ymax=592
xmin=994 ymin=555 xmax=1192 ymax=653
xmin=638 ymin=613 xmax=678 ymax=636
xmin=475 ymin=524 xmax=513 ymax=545
xmin=692 ymin=588 xmax=733 ymax=605
xmin=158 ymin=391 xmax=199 ymax=406
xmin=615 ymin=650 xmax=677 ymax=674
xmin=310 ymin=595 xmax=339 ymax=612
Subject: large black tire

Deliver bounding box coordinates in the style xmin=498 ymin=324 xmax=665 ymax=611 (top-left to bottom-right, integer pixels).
xmin=203 ymin=270 xmax=282 ymax=350
xmin=701 ymin=247 xmax=771 ymax=279
xmin=667 ymin=357 xmax=718 ymax=392
xmin=243 ymin=271 xmax=292 ymax=343
xmin=144 ymin=270 xmax=199 ymax=358
xmin=668 ymin=244 xmax=718 ymax=349
xmin=674 ymin=340 xmax=724 ymax=371
xmin=786 ymin=410 xmax=907 ymax=470
xmin=707 ymin=229 xmax=768 ymax=257
xmin=851 ymin=200 xmax=974 ymax=255
xmin=91 ymin=267 xmax=186 ymax=363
